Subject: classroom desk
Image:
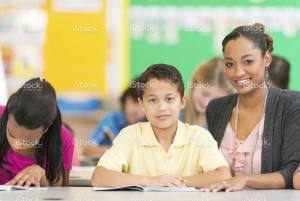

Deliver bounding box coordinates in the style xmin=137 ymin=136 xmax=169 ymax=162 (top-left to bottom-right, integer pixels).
xmin=69 ymin=166 xmax=95 ymax=187
xmin=1 ymin=188 xmax=300 ymax=201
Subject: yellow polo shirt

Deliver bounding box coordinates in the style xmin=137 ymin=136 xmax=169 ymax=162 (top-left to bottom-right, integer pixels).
xmin=97 ymin=120 xmax=228 ymax=176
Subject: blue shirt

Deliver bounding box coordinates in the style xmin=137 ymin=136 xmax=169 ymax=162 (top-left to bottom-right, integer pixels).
xmin=89 ymin=112 xmax=128 ymax=146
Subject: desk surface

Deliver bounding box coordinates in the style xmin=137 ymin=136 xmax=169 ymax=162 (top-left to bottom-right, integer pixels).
xmin=1 ymin=188 xmax=300 ymax=201
xmin=69 ymin=166 xmax=95 ymax=187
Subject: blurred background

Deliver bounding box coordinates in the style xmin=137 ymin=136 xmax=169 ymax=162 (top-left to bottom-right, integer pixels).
xmin=1 ymin=0 xmax=300 ymax=164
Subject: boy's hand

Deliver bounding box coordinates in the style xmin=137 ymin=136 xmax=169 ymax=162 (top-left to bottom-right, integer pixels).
xmin=146 ymin=174 xmax=186 ymax=188
xmin=5 ymin=164 xmax=46 ymax=188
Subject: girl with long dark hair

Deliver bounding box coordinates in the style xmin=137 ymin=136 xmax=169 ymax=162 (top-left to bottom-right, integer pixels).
xmin=0 ymin=78 xmax=74 ymax=186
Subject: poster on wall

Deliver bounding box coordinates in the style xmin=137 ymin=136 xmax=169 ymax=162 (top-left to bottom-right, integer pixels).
xmin=52 ymin=0 xmax=102 ymax=13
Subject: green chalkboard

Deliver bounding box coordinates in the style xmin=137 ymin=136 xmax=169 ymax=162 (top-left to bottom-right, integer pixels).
xmin=129 ymin=0 xmax=300 ymax=91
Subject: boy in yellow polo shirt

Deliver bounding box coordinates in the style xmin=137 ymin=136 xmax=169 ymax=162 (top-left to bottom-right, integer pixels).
xmin=92 ymin=64 xmax=231 ymax=188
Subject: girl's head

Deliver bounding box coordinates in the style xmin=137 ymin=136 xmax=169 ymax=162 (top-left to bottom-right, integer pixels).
xmin=222 ymin=23 xmax=273 ymax=94
xmin=183 ymin=57 xmax=235 ymax=125
xmin=0 ymin=77 xmax=66 ymax=185
xmin=267 ymin=55 xmax=290 ymax=89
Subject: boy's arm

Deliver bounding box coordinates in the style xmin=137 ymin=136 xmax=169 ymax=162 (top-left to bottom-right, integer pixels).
xmin=189 ymin=130 xmax=231 ymax=189
xmin=92 ymin=166 xmax=148 ymax=187
xmin=182 ymin=166 xmax=231 ymax=189
xmin=92 ymin=166 xmax=185 ymax=188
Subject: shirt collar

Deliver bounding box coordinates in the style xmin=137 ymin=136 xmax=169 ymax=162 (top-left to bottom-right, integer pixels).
xmin=140 ymin=120 xmax=188 ymax=148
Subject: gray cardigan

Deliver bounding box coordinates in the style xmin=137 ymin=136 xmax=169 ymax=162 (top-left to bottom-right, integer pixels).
xmin=206 ymin=86 xmax=300 ymax=188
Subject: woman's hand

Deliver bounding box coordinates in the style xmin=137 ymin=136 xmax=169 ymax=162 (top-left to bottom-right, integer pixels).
xmin=199 ymin=175 xmax=249 ymax=192
xmin=146 ymin=174 xmax=186 ymax=188
xmin=5 ymin=164 xmax=46 ymax=187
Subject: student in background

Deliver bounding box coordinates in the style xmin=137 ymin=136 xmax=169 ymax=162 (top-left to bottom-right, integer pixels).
xmin=182 ymin=57 xmax=235 ymax=129
xmin=92 ymin=64 xmax=231 ymax=188
xmin=267 ymin=55 xmax=290 ymax=89
xmin=82 ymin=85 xmax=146 ymax=156
xmin=0 ymin=78 xmax=74 ymax=187
xmin=202 ymin=23 xmax=300 ymax=192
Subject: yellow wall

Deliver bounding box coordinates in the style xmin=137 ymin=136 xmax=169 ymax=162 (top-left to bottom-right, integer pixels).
xmin=43 ymin=0 xmax=109 ymax=96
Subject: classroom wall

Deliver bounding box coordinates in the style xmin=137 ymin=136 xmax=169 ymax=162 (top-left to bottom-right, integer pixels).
xmin=129 ymin=0 xmax=300 ymax=91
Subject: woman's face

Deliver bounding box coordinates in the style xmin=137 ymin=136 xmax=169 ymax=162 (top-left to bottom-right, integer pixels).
xmin=6 ymin=114 xmax=45 ymax=152
xmin=223 ymin=36 xmax=271 ymax=94
xmin=192 ymin=84 xmax=228 ymax=114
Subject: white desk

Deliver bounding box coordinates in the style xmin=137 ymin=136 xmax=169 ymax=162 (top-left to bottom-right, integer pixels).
xmin=69 ymin=166 xmax=95 ymax=187
xmin=1 ymin=188 xmax=300 ymax=201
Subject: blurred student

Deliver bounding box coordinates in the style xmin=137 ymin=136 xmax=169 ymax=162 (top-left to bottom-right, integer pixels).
xmin=82 ymin=85 xmax=146 ymax=156
xmin=182 ymin=57 xmax=235 ymax=129
xmin=0 ymin=78 xmax=74 ymax=187
xmin=92 ymin=64 xmax=231 ymax=188
xmin=267 ymin=55 xmax=290 ymax=89
xmin=201 ymin=23 xmax=300 ymax=192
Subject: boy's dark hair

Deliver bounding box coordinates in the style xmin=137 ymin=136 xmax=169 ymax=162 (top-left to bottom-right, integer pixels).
xmin=137 ymin=64 xmax=184 ymax=100
xmin=120 ymin=85 xmax=139 ymax=111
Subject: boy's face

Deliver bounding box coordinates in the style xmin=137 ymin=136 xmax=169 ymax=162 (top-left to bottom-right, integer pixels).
xmin=138 ymin=78 xmax=186 ymax=129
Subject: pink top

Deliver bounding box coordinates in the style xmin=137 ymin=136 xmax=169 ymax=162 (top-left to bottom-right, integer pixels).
xmin=220 ymin=115 xmax=265 ymax=176
xmin=0 ymin=105 xmax=75 ymax=184
xmin=295 ymin=165 xmax=300 ymax=175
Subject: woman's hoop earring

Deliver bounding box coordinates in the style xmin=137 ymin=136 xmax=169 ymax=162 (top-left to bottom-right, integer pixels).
xmin=265 ymin=67 xmax=269 ymax=81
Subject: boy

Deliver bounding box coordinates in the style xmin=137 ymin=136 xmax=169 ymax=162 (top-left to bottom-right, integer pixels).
xmin=92 ymin=64 xmax=231 ymax=188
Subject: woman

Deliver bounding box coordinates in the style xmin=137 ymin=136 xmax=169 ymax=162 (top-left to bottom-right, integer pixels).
xmin=0 ymin=78 xmax=74 ymax=186
xmin=202 ymin=23 xmax=300 ymax=191
xmin=182 ymin=57 xmax=235 ymax=128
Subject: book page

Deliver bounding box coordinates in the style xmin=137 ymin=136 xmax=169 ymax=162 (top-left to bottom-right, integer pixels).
xmin=145 ymin=187 xmax=197 ymax=192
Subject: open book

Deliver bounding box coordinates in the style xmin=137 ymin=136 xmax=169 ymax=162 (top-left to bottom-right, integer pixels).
xmin=93 ymin=185 xmax=197 ymax=192
xmin=0 ymin=185 xmax=47 ymax=191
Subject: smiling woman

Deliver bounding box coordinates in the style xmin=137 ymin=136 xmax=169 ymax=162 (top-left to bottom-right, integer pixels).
xmin=0 ymin=78 xmax=75 ymax=187
xmin=202 ymin=23 xmax=300 ymax=192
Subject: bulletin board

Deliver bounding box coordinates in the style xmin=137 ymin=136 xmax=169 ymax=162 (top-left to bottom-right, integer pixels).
xmin=129 ymin=0 xmax=300 ymax=91
xmin=43 ymin=0 xmax=109 ymax=96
